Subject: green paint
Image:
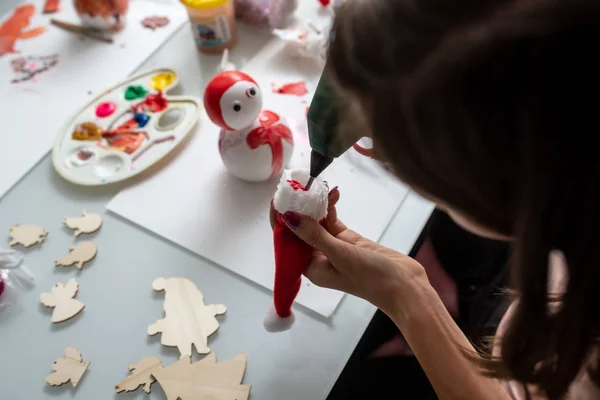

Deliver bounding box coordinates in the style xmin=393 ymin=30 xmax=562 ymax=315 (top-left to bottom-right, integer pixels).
xmin=125 ymin=85 xmax=148 ymax=100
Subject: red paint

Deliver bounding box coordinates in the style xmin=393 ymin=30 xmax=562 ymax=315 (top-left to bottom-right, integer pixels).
xmin=43 ymin=0 xmax=61 ymax=13
xmin=0 ymin=278 xmax=4 ymax=297
xmin=318 ymin=0 xmax=331 ymax=6
xmin=204 ymin=71 xmax=258 ymax=130
xmin=132 ymin=91 xmax=168 ymax=113
xmin=287 ymin=179 xmax=307 ymax=191
xmin=273 ymin=82 xmax=308 ymax=96
xmin=103 ymin=130 xmax=147 ymax=154
xmin=96 ymin=101 xmax=117 ymax=118
xmin=0 ymin=4 xmax=46 ymax=56
xmin=116 ymin=119 xmax=138 ymax=131
xmin=246 ymin=110 xmax=293 ymax=178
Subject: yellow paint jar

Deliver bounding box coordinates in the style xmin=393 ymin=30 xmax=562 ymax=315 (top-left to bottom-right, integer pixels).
xmin=180 ymin=0 xmax=237 ymax=54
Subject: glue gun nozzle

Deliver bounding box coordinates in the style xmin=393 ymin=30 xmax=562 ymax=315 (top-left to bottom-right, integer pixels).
xmin=305 ymin=176 xmax=315 ymax=191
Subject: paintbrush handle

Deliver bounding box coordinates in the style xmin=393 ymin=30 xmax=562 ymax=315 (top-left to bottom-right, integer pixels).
xmin=50 ymin=19 xmax=114 ymax=44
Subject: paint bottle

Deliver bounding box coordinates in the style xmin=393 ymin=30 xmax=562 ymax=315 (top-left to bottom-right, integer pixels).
xmin=180 ymin=0 xmax=237 ymax=54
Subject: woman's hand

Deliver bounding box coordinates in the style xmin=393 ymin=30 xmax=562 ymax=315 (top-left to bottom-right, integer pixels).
xmin=270 ymin=187 xmax=428 ymax=314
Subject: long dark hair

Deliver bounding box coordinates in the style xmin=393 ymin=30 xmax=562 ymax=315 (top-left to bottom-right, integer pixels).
xmin=328 ymin=0 xmax=600 ymax=398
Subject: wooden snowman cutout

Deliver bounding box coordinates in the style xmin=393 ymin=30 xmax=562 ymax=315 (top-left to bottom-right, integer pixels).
xmin=204 ymin=71 xmax=294 ymax=182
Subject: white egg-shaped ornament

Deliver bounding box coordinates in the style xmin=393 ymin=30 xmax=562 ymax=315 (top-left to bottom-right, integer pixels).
xmin=204 ymin=71 xmax=294 ymax=182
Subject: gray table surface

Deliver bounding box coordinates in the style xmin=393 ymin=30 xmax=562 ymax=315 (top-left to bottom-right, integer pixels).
xmin=0 ymin=2 xmax=435 ymax=399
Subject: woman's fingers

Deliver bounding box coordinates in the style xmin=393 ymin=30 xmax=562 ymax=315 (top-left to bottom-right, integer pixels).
xmin=304 ymin=252 xmax=338 ymax=289
xmin=281 ymin=211 xmax=347 ymax=261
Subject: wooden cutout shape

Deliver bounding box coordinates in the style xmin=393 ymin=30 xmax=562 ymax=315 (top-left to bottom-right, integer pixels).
xmin=154 ymin=353 xmax=250 ymax=400
xmin=148 ymin=277 xmax=227 ymax=355
xmin=114 ymin=357 xmax=162 ymax=393
xmin=40 ymin=278 xmax=85 ymax=323
xmin=45 ymin=347 xmax=90 ymax=388
xmin=55 ymin=241 xmax=97 ymax=269
xmin=64 ymin=211 xmax=102 ymax=237
xmin=115 ymin=352 xmax=250 ymax=400
xmin=8 ymin=224 xmax=48 ymax=247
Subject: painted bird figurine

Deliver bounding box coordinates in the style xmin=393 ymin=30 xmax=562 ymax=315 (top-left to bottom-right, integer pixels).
xmin=204 ymin=71 xmax=294 ymax=182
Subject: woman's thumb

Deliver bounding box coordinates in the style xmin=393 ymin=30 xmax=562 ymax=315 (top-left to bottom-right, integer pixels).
xmin=281 ymin=211 xmax=340 ymax=255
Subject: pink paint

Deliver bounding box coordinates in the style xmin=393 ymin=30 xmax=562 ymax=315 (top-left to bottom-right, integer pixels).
xmin=272 ymin=82 xmax=308 ymax=96
xmin=77 ymin=150 xmax=94 ymax=161
xmin=96 ymin=101 xmax=116 ymax=117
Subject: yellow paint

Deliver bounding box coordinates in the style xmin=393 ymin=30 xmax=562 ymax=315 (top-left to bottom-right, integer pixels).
xmin=150 ymin=72 xmax=176 ymax=91
xmin=72 ymin=122 xmax=103 ymax=141
xmin=180 ymin=0 xmax=228 ymax=9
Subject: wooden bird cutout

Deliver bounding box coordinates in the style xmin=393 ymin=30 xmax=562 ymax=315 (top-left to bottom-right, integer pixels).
xmin=40 ymin=278 xmax=85 ymax=323
xmin=8 ymin=224 xmax=48 ymax=247
xmin=114 ymin=352 xmax=250 ymax=400
xmin=147 ymin=277 xmax=227 ymax=355
xmin=55 ymin=242 xmax=97 ymax=270
xmin=64 ymin=211 xmax=102 ymax=237
xmin=45 ymin=347 xmax=90 ymax=388
xmin=114 ymin=357 xmax=162 ymax=393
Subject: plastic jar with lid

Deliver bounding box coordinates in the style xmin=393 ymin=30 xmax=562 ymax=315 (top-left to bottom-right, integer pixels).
xmin=180 ymin=0 xmax=238 ymax=54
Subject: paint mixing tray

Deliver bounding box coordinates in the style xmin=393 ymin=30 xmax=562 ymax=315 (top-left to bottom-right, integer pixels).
xmin=52 ymin=68 xmax=201 ymax=185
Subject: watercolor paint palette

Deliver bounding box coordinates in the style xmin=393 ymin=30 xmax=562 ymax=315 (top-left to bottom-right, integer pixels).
xmin=52 ymin=68 xmax=201 ymax=185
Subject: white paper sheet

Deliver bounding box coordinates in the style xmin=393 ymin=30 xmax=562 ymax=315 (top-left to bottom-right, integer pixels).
xmin=107 ymin=20 xmax=410 ymax=317
xmin=0 ymin=0 xmax=188 ymax=199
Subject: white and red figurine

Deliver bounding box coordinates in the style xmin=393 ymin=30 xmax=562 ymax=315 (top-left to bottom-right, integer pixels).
xmin=204 ymin=71 xmax=294 ymax=182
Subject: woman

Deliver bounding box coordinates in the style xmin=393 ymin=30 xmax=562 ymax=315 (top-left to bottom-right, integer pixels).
xmin=271 ymin=0 xmax=600 ymax=398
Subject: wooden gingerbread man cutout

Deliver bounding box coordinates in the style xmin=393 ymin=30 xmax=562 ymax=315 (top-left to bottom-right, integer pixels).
xmin=45 ymin=347 xmax=90 ymax=388
xmin=55 ymin=242 xmax=97 ymax=270
xmin=40 ymin=278 xmax=85 ymax=323
xmin=9 ymin=224 xmax=48 ymax=247
xmin=64 ymin=211 xmax=102 ymax=237
xmin=148 ymin=277 xmax=227 ymax=355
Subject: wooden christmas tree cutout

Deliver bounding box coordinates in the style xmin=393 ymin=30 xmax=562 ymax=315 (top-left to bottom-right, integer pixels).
xmin=148 ymin=277 xmax=227 ymax=355
xmin=55 ymin=242 xmax=97 ymax=270
xmin=40 ymin=278 xmax=85 ymax=323
xmin=64 ymin=211 xmax=102 ymax=237
xmin=115 ymin=352 xmax=250 ymax=400
xmin=8 ymin=224 xmax=48 ymax=247
xmin=114 ymin=357 xmax=162 ymax=393
xmin=45 ymin=347 xmax=90 ymax=388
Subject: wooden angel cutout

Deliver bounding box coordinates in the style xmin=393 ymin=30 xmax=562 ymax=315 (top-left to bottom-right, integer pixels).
xmin=114 ymin=357 xmax=162 ymax=393
xmin=115 ymin=352 xmax=250 ymax=400
xmin=45 ymin=347 xmax=90 ymax=388
xmin=9 ymin=224 xmax=48 ymax=247
xmin=64 ymin=211 xmax=102 ymax=237
xmin=148 ymin=277 xmax=226 ymax=355
xmin=55 ymin=241 xmax=97 ymax=270
xmin=40 ymin=278 xmax=85 ymax=323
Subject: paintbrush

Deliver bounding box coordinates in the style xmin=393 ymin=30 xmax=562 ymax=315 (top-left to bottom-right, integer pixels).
xmin=51 ymin=19 xmax=114 ymax=44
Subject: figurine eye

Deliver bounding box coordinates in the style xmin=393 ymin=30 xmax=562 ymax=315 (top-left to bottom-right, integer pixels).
xmin=233 ymin=102 xmax=241 ymax=112
xmin=246 ymin=87 xmax=257 ymax=98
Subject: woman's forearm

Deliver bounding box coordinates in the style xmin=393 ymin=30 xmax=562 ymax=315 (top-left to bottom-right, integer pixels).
xmin=387 ymin=278 xmax=511 ymax=400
